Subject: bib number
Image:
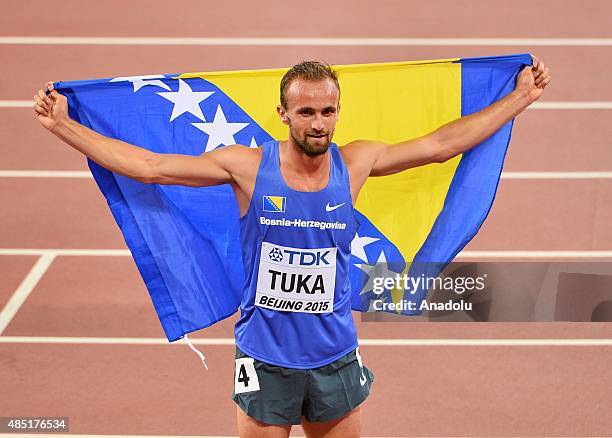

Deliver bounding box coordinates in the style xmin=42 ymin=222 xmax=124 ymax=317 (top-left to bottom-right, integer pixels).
xmin=234 ymin=358 xmax=260 ymax=394
xmin=255 ymin=242 xmax=336 ymax=313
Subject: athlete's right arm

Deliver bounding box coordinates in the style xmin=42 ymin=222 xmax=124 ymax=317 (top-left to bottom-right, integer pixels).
xmin=33 ymin=83 xmax=245 ymax=187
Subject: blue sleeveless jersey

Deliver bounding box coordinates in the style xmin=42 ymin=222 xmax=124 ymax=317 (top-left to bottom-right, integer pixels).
xmin=235 ymin=140 xmax=359 ymax=368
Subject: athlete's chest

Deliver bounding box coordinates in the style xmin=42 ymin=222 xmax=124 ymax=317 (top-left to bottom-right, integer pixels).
xmin=278 ymin=162 xmax=331 ymax=192
xmin=242 ymin=145 xmax=357 ymax=314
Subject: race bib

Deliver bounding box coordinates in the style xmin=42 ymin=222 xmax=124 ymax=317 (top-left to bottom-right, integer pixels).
xmin=255 ymin=242 xmax=336 ymax=313
xmin=234 ymin=357 xmax=260 ymax=394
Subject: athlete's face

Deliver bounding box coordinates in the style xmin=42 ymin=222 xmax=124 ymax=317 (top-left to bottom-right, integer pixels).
xmin=278 ymin=78 xmax=340 ymax=157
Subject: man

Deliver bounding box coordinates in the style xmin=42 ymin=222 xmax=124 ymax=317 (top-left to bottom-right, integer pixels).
xmin=34 ymin=58 xmax=550 ymax=437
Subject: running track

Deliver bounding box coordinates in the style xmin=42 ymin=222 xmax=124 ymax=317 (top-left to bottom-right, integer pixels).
xmin=1 ymin=1 xmax=611 ymax=436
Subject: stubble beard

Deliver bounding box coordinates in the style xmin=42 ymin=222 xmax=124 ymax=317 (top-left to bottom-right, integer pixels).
xmin=291 ymin=129 xmax=334 ymax=158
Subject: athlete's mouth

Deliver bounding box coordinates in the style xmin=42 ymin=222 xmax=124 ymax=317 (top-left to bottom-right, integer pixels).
xmin=307 ymin=133 xmax=327 ymax=138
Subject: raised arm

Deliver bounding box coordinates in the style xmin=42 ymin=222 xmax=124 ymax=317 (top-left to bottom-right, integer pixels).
xmin=342 ymin=56 xmax=551 ymax=198
xmin=33 ymin=83 xmax=254 ymax=187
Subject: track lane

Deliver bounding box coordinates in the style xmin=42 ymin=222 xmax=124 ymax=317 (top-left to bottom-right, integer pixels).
xmin=0 ymin=344 xmax=238 ymax=435
xmin=1 ymin=343 xmax=610 ymax=436
xmin=466 ymin=179 xmax=612 ymax=250
xmin=1 ymin=0 xmax=610 ymax=38
xmin=507 ymin=110 xmax=612 ymax=172
xmin=0 ymin=109 xmax=88 ymax=170
xmin=0 ymin=178 xmax=125 ymax=249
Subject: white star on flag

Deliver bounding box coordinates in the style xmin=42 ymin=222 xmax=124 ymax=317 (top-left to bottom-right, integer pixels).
xmin=109 ymin=74 xmax=171 ymax=92
xmin=192 ymin=105 xmax=249 ymax=152
xmin=249 ymin=137 xmax=259 ymax=148
xmin=350 ymin=233 xmax=379 ymax=262
xmin=355 ymin=251 xmax=401 ymax=296
xmin=157 ymin=79 xmax=213 ymax=122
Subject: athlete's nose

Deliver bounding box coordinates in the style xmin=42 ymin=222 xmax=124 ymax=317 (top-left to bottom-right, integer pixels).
xmin=311 ymin=114 xmax=325 ymax=132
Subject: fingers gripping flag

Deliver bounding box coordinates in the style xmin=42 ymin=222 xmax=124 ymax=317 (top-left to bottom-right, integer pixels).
xmin=55 ymin=54 xmax=532 ymax=341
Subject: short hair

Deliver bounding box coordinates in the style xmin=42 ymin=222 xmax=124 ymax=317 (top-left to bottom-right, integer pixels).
xmin=279 ymin=61 xmax=340 ymax=108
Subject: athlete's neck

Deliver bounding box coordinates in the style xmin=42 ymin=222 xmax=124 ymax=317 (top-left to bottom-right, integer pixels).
xmin=280 ymin=139 xmax=328 ymax=171
xmin=279 ymin=140 xmax=330 ymax=191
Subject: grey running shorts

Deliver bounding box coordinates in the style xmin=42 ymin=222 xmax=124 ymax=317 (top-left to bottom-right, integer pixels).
xmin=232 ymin=346 xmax=375 ymax=425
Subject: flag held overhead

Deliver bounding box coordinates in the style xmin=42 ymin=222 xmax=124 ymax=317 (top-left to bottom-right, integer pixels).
xmin=55 ymin=54 xmax=532 ymax=341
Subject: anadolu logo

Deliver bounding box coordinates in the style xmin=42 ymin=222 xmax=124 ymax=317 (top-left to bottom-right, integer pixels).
xmin=263 ymin=195 xmax=286 ymax=213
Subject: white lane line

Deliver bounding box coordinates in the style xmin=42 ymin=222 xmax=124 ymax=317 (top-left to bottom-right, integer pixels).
xmin=501 ymin=172 xmax=612 ymax=179
xmin=1 ymin=37 xmax=612 ymax=46
xmin=0 ymin=434 xmax=508 ymax=438
xmin=0 ymin=249 xmax=131 ymax=256
xmin=0 ymin=101 xmax=32 ymax=107
xmin=0 ymin=171 xmax=92 ymax=178
xmin=7 ymin=435 xmax=516 ymax=438
xmin=457 ymin=251 xmax=612 ymax=259
xmin=0 ymin=254 xmax=55 ymax=335
xmin=0 ymin=336 xmax=611 ymax=346
xmin=0 ymin=336 xmax=218 ymax=345
xmin=0 ymin=435 xmax=381 ymax=438
xmin=1 ymin=249 xmax=612 ymax=258
xmin=362 ymin=339 xmax=612 ymax=346
xmin=531 ymin=101 xmax=612 ymax=109
xmin=2 ymin=171 xmax=612 ymax=180
xmin=0 ymin=435 xmax=233 ymax=438
xmin=3 ymin=100 xmax=612 ymax=109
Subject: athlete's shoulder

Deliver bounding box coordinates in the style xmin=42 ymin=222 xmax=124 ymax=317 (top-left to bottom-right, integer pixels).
xmin=212 ymin=143 xmax=262 ymax=160
xmin=339 ymin=139 xmax=387 ymax=165
xmin=204 ymin=143 xmax=263 ymax=178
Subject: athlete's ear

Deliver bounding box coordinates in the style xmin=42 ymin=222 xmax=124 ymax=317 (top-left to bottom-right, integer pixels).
xmin=277 ymin=105 xmax=289 ymax=125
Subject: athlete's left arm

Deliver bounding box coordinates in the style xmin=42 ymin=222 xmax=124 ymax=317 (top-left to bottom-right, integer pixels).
xmin=367 ymin=55 xmax=551 ymax=177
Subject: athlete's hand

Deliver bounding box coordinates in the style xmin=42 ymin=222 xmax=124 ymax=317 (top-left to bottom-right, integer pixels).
xmin=34 ymin=82 xmax=69 ymax=132
xmin=515 ymin=55 xmax=551 ymax=104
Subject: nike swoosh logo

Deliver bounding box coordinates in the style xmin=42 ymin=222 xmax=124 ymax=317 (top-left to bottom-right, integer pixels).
xmin=360 ymin=372 xmax=367 ymax=386
xmin=325 ymin=202 xmax=346 ymax=212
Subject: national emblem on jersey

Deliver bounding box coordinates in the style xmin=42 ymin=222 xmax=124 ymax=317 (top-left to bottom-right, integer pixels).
xmin=262 ymin=195 xmax=286 ymax=213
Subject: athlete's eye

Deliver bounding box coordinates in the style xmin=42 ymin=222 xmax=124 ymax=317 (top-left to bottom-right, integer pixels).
xmin=322 ymin=108 xmax=336 ymax=116
xmin=299 ymin=109 xmax=314 ymax=116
